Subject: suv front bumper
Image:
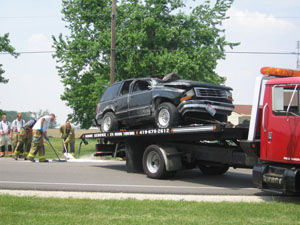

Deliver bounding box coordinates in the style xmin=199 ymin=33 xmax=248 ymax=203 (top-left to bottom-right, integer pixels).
xmin=177 ymin=100 xmax=234 ymax=116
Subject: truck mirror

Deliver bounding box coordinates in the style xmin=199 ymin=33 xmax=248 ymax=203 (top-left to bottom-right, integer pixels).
xmin=272 ymin=86 xmax=284 ymax=111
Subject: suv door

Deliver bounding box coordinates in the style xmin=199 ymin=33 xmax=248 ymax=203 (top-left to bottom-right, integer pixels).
xmin=128 ymin=79 xmax=153 ymax=119
xmin=114 ymin=80 xmax=133 ymax=120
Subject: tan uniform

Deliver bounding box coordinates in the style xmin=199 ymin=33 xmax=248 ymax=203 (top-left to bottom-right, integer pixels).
xmin=0 ymin=120 xmax=12 ymax=157
xmin=59 ymin=124 xmax=75 ymax=155
xmin=11 ymin=119 xmax=25 ymax=151
xmin=13 ymin=128 xmax=33 ymax=158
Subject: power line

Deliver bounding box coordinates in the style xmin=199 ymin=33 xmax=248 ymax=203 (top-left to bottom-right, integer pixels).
xmin=1 ymin=15 xmax=300 ymax=19
xmin=0 ymin=50 xmax=299 ymax=55
xmin=0 ymin=16 xmax=59 ymax=19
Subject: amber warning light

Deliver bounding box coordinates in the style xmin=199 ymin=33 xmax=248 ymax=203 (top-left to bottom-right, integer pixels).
xmin=261 ymin=67 xmax=300 ymax=77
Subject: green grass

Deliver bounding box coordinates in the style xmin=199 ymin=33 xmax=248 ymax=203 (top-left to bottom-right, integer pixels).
xmin=0 ymin=195 xmax=300 ymax=225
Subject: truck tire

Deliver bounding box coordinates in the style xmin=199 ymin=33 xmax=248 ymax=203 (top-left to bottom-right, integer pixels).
xmin=198 ymin=164 xmax=229 ymax=175
xmin=101 ymin=112 xmax=118 ymax=132
xmin=155 ymin=102 xmax=179 ymax=128
xmin=142 ymin=145 xmax=176 ymax=179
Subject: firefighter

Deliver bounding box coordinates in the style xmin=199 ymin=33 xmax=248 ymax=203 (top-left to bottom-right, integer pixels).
xmin=59 ymin=120 xmax=75 ymax=156
xmin=26 ymin=113 xmax=55 ymax=162
xmin=11 ymin=112 xmax=25 ymax=152
xmin=0 ymin=115 xmax=12 ymax=157
xmin=12 ymin=118 xmax=36 ymax=160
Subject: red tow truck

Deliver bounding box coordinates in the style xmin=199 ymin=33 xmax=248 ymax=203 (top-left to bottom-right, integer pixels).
xmin=82 ymin=67 xmax=300 ymax=195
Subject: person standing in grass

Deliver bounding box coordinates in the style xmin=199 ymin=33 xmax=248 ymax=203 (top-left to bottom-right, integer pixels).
xmin=26 ymin=113 xmax=55 ymax=163
xmin=59 ymin=120 xmax=75 ymax=156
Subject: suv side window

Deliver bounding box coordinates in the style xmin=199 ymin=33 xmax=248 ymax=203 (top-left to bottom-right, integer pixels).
xmin=120 ymin=80 xmax=133 ymax=96
xmin=101 ymin=83 xmax=120 ymax=102
xmin=132 ymin=80 xmax=151 ymax=93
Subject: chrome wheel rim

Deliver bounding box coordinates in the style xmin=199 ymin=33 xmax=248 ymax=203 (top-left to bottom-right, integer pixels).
xmin=103 ymin=117 xmax=111 ymax=132
xmin=158 ymin=108 xmax=170 ymax=128
xmin=146 ymin=151 xmax=160 ymax=174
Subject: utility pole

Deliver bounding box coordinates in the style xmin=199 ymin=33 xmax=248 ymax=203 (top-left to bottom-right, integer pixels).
xmin=110 ymin=0 xmax=117 ymax=84
xmin=297 ymin=40 xmax=300 ymax=70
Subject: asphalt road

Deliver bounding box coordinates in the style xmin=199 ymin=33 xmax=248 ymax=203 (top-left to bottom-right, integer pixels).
xmin=0 ymin=157 xmax=265 ymax=196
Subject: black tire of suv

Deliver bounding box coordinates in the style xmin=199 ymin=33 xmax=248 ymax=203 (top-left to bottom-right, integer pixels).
xmin=101 ymin=112 xmax=118 ymax=132
xmin=155 ymin=102 xmax=179 ymax=128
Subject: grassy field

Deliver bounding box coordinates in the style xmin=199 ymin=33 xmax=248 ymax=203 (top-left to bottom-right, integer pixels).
xmin=0 ymin=195 xmax=300 ymax=225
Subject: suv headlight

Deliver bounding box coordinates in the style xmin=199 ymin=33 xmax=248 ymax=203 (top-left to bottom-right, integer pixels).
xmin=225 ymin=90 xmax=233 ymax=101
xmin=180 ymin=89 xmax=195 ymax=102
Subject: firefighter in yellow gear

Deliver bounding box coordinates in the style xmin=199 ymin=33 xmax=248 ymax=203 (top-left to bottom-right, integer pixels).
xmin=11 ymin=113 xmax=25 ymax=152
xmin=13 ymin=118 xmax=35 ymax=160
xmin=26 ymin=114 xmax=55 ymax=163
xmin=59 ymin=120 xmax=75 ymax=156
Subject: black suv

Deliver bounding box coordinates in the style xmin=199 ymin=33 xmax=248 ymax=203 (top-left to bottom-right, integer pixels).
xmin=95 ymin=74 xmax=234 ymax=132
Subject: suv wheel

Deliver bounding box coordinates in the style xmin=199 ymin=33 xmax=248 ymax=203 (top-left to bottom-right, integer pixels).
xmin=101 ymin=112 xmax=118 ymax=132
xmin=155 ymin=102 xmax=179 ymax=128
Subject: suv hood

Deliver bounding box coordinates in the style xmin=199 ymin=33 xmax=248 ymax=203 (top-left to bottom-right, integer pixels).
xmin=162 ymin=79 xmax=232 ymax=91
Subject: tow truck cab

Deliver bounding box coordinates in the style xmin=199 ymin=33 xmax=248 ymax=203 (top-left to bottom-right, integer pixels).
xmin=253 ymin=67 xmax=300 ymax=194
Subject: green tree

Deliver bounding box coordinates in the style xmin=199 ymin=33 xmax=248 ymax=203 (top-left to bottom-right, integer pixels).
xmin=0 ymin=33 xmax=19 ymax=83
xmin=53 ymin=0 xmax=238 ymax=128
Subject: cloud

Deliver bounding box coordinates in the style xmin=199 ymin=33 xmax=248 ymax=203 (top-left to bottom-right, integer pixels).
xmin=216 ymin=7 xmax=300 ymax=104
xmin=222 ymin=7 xmax=299 ymax=51
xmin=27 ymin=33 xmax=53 ymax=52
xmin=226 ymin=7 xmax=297 ymax=31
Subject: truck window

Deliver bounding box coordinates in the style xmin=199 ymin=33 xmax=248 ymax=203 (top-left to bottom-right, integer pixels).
xmin=132 ymin=80 xmax=151 ymax=93
xmin=101 ymin=83 xmax=120 ymax=102
xmin=273 ymin=85 xmax=300 ymax=116
xmin=120 ymin=80 xmax=133 ymax=96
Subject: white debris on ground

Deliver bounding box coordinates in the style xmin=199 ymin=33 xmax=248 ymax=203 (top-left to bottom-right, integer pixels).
xmin=65 ymin=153 xmax=109 ymax=163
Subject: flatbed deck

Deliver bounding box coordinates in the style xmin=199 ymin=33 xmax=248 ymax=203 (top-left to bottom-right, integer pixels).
xmin=81 ymin=124 xmax=248 ymax=142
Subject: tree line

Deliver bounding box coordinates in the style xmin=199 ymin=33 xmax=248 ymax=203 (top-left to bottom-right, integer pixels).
xmin=0 ymin=110 xmax=58 ymax=129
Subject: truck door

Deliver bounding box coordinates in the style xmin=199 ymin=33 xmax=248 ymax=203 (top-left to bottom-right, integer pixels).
xmin=114 ymin=80 xmax=132 ymax=120
xmin=128 ymin=79 xmax=152 ymax=119
xmin=261 ymin=84 xmax=300 ymax=164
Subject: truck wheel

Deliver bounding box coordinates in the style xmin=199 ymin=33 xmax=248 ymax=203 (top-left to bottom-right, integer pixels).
xmin=101 ymin=112 xmax=118 ymax=132
xmin=198 ymin=164 xmax=229 ymax=175
xmin=142 ymin=145 xmax=176 ymax=179
xmin=155 ymin=102 xmax=179 ymax=128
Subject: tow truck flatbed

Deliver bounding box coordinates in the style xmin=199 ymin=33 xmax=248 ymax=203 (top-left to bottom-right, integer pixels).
xmin=80 ymin=124 xmax=253 ymax=178
xmin=81 ymin=124 xmax=248 ymax=142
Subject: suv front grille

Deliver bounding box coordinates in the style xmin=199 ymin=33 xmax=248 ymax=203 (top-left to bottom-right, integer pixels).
xmin=194 ymin=87 xmax=227 ymax=98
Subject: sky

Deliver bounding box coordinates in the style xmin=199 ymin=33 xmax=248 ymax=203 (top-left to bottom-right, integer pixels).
xmin=0 ymin=0 xmax=300 ymax=125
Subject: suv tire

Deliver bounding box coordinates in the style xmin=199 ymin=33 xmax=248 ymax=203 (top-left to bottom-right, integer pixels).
xmin=155 ymin=102 xmax=179 ymax=128
xmin=101 ymin=112 xmax=118 ymax=132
